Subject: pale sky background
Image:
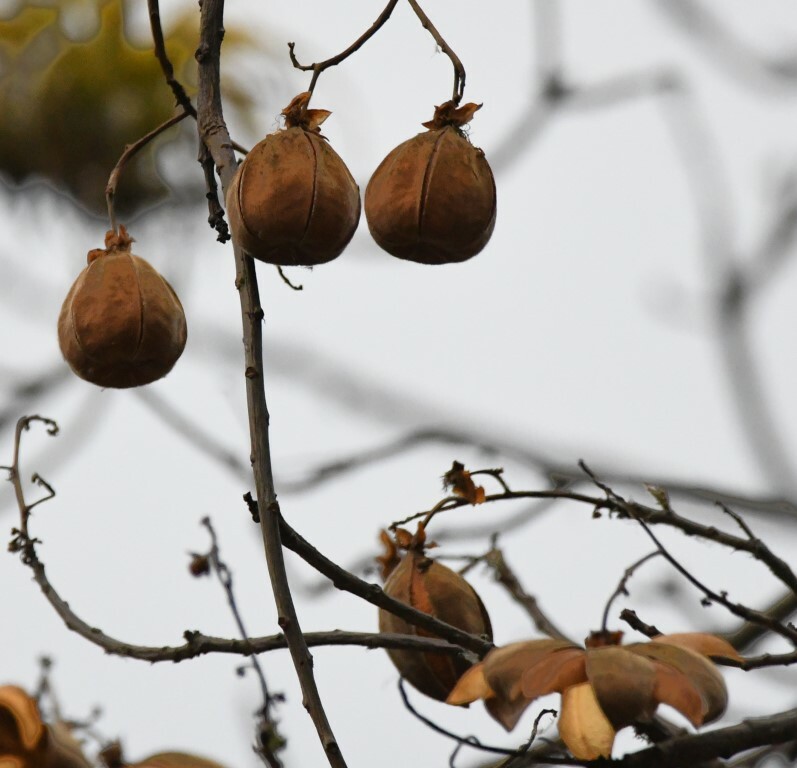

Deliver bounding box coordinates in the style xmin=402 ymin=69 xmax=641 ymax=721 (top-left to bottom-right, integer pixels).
xmin=2 ymin=1 xmax=797 ymax=766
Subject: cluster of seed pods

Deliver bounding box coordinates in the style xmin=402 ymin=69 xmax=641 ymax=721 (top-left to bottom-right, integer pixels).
xmin=226 ymin=92 xmax=497 ymax=267
xmin=56 ymin=93 xmax=496 ymax=389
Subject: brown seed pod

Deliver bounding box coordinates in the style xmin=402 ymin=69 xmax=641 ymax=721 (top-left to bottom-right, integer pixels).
xmin=57 ymin=226 xmax=187 ymax=388
xmin=128 ymin=753 xmax=229 ymax=768
xmin=226 ymin=92 xmax=361 ymax=266
xmin=365 ymin=101 xmax=496 ymax=265
xmin=378 ymin=530 xmax=492 ymax=701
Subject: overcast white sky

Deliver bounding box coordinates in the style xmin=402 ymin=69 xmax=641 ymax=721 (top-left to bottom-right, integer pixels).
xmin=3 ymin=1 xmax=797 ymax=766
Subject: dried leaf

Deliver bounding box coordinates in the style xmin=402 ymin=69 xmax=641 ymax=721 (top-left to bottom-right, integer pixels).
xmin=558 ymin=682 xmax=616 ymax=760
xmin=653 ymin=633 xmax=743 ymax=663
xmin=585 ymin=646 xmax=657 ymax=729
xmin=442 ymin=462 xmax=485 ymax=505
xmin=375 ymin=530 xmax=400 ymax=581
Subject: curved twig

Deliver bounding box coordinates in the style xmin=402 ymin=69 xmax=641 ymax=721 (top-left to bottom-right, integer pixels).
xmin=105 ymin=110 xmax=190 ymax=234
xmin=601 ymin=551 xmax=661 ymax=632
xmin=406 ymin=0 xmax=466 ymax=104
xmin=288 ymin=0 xmax=399 ymax=94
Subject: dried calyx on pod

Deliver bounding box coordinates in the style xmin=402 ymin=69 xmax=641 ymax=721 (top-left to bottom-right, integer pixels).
xmin=58 ymin=226 xmax=187 ymax=388
xmin=365 ymin=101 xmax=496 ymax=265
xmin=226 ymin=92 xmax=361 ymax=266
xmin=377 ymin=525 xmax=492 ymax=701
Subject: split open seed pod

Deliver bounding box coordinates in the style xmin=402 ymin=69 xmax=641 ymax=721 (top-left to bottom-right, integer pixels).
xmin=57 ymin=226 xmax=187 ymax=388
xmin=365 ymin=101 xmax=496 ymax=265
xmin=226 ymin=92 xmax=361 ymax=266
xmin=0 ymin=686 xmax=91 ymax=768
xmin=378 ymin=526 xmax=492 ymax=701
xmin=448 ymin=630 xmax=742 ymax=760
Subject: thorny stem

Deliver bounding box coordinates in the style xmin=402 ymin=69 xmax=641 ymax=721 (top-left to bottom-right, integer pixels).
xmin=105 ymin=110 xmax=190 ymax=234
xmin=406 ymin=0 xmax=466 ymax=104
xmin=288 ymin=0 xmax=399 ymax=95
xmin=194 ymin=2 xmax=347 ymax=766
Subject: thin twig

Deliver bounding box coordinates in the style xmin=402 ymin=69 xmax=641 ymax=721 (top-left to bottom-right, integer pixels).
xmin=201 ymin=517 xmax=285 ymax=768
xmin=398 ymin=680 xmax=571 ymax=763
xmin=601 ymin=551 xmax=661 ymax=632
xmin=482 ymin=544 xmax=571 ymax=642
xmin=278 ymin=515 xmax=493 ymax=656
xmin=147 ymin=0 xmax=197 ymax=115
xmin=105 ymin=110 xmax=190 ymax=233
xmin=199 ymin=140 xmax=231 ymax=243
xmin=406 ymin=0 xmax=466 ymax=104
xmin=633 ymin=514 xmax=797 ymax=645
xmin=276 ymin=266 xmax=303 ymax=291
xmin=134 ymin=388 xmax=249 ymax=480
xmin=287 ymin=0 xmax=399 ymax=94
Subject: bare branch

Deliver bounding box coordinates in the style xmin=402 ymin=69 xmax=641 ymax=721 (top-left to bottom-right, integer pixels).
xmin=601 ymin=552 xmax=661 ymax=632
xmin=287 ymin=0 xmax=399 ymax=94
xmin=481 ymin=544 xmax=571 ymax=642
xmin=105 ymin=111 xmax=190 ymax=234
xmin=200 ymin=518 xmax=285 ymax=768
xmin=278 ymin=515 xmax=493 ymax=657
xmin=195 ymin=3 xmax=347 ymax=764
xmin=406 ymin=0 xmax=466 ymax=104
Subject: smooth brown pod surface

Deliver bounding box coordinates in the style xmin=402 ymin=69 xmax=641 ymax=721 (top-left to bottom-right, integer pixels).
xmin=379 ymin=550 xmax=492 ymax=701
xmin=226 ymin=92 xmax=361 ymax=266
xmin=365 ymin=101 xmax=496 ymax=265
xmin=58 ymin=227 xmax=187 ymax=388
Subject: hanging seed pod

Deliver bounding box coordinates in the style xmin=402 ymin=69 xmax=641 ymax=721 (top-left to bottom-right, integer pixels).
xmin=226 ymin=92 xmax=361 ymax=266
xmin=378 ymin=527 xmax=492 ymax=701
xmin=128 ymin=753 xmax=229 ymax=768
xmin=57 ymin=226 xmax=187 ymax=388
xmin=365 ymin=101 xmax=496 ymax=265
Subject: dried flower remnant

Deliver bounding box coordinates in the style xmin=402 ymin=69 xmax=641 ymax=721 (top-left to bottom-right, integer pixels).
xmin=378 ymin=525 xmax=492 ymax=701
xmin=57 ymin=227 xmax=187 ymax=388
xmin=365 ymin=101 xmax=496 ymax=265
xmin=448 ymin=630 xmax=742 ymax=760
xmin=442 ymin=461 xmax=486 ymax=504
xmin=226 ymin=92 xmax=361 ymax=266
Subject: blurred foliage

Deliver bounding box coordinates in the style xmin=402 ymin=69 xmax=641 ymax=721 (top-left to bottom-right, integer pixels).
xmin=0 ymin=0 xmax=258 ymax=216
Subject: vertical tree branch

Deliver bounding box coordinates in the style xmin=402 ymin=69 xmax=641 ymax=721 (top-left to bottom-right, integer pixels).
xmin=194 ymin=3 xmax=346 ymax=766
